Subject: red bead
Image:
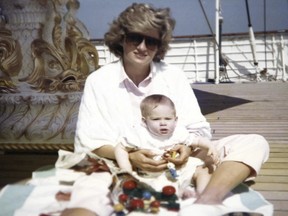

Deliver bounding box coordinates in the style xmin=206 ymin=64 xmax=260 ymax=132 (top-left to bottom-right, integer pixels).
xmin=123 ymin=180 xmax=137 ymax=190
xmin=162 ymin=185 xmax=176 ymax=196
xmin=118 ymin=193 xmax=129 ymax=203
xmin=129 ymin=198 xmax=144 ymax=210
xmin=150 ymin=200 xmax=161 ymax=208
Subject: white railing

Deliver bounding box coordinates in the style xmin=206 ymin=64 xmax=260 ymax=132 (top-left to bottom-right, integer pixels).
xmin=92 ymin=31 xmax=288 ymax=83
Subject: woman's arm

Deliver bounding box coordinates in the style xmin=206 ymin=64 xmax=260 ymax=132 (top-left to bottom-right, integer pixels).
xmin=93 ymin=144 xmax=168 ymax=172
xmin=92 ymin=145 xmax=115 ymax=160
xmin=129 ymin=149 xmax=168 ymax=172
xmin=74 ymin=66 xmax=122 ymax=153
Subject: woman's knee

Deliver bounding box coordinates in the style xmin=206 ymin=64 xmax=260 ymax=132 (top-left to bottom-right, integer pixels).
xmin=249 ymin=134 xmax=270 ymax=156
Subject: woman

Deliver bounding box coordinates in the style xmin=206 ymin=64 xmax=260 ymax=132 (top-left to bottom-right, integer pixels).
xmin=62 ymin=3 xmax=269 ymax=216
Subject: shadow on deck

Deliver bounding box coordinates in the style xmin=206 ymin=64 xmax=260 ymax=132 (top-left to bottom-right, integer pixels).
xmin=193 ymin=88 xmax=252 ymax=115
xmin=193 ymin=82 xmax=288 ymax=216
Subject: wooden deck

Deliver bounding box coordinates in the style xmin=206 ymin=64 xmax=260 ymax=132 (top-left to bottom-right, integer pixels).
xmin=0 ymin=82 xmax=287 ymax=215
xmin=193 ymin=82 xmax=288 ymax=216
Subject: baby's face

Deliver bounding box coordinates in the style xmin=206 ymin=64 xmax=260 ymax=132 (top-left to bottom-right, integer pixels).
xmin=144 ymin=104 xmax=177 ymax=138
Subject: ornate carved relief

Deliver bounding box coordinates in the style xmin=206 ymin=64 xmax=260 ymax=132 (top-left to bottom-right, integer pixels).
xmin=20 ymin=0 xmax=99 ymax=92
xmin=0 ymin=0 xmax=99 ymax=145
xmin=0 ymin=93 xmax=81 ymax=143
xmin=0 ymin=11 xmax=23 ymax=93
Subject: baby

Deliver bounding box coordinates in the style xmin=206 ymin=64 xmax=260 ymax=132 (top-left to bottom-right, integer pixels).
xmin=115 ymin=94 xmax=219 ymax=197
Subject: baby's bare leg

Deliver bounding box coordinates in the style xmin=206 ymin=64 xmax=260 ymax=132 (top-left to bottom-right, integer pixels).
xmin=180 ymin=165 xmax=212 ymax=199
xmin=193 ymin=165 xmax=212 ymax=194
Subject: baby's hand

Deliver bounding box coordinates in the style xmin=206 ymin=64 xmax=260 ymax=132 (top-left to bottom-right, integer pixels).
xmin=207 ymin=146 xmax=220 ymax=165
xmin=163 ymin=150 xmax=179 ymax=159
xmin=166 ymin=144 xmax=191 ymax=166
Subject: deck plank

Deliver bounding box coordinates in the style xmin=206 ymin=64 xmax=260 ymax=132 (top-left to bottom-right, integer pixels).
xmin=193 ymin=82 xmax=288 ymax=216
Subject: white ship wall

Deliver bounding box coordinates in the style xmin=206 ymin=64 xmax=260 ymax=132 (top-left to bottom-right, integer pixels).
xmin=94 ymin=31 xmax=288 ymax=83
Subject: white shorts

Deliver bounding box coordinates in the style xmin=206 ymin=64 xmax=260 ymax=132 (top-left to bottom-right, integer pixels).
xmin=213 ymin=134 xmax=269 ymax=179
xmin=68 ymin=134 xmax=269 ymax=215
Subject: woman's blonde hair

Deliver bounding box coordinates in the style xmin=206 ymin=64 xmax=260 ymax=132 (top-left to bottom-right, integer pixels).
xmin=104 ymin=3 xmax=175 ymax=62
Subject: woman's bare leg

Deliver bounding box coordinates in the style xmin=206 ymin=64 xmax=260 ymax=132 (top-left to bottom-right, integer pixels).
xmin=195 ymin=161 xmax=251 ymax=204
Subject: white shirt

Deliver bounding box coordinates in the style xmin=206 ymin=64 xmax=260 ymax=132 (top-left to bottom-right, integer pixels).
xmin=121 ymin=124 xmax=195 ymax=155
xmin=74 ymin=60 xmax=211 ymax=153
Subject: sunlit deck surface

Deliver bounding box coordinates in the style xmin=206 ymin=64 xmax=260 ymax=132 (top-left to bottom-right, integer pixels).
xmin=193 ymin=81 xmax=288 ymax=216
xmin=0 ymin=81 xmax=287 ymax=215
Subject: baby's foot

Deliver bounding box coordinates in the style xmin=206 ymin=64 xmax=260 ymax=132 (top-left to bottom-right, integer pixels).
xmin=181 ymin=186 xmax=198 ymax=200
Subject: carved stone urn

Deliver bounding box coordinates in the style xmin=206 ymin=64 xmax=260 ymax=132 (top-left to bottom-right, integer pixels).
xmin=0 ymin=0 xmax=99 ymax=151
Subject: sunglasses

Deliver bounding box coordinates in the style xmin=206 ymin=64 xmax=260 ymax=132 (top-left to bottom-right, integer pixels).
xmin=125 ymin=32 xmax=161 ymax=51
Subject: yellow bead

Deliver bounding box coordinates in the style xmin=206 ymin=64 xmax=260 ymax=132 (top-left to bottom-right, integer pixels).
xmin=114 ymin=203 xmax=124 ymax=212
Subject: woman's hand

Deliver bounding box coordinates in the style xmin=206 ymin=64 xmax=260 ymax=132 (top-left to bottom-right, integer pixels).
xmin=129 ymin=149 xmax=167 ymax=172
xmin=166 ymin=144 xmax=192 ymax=167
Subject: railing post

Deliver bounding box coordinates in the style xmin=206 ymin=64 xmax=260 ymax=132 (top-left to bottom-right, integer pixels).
xmin=215 ymin=0 xmax=220 ymax=84
xmin=281 ymin=34 xmax=287 ymax=81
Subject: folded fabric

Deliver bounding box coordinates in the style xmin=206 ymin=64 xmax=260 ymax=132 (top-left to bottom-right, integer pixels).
xmin=66 ymin=172 xmax=114 ymax=216
xmin=55 ymin=168 xmax=86 ymax=183
xmin=0 ymin=150 xmax=273 ymax=216
xmin=0 ymin=173 xmax=273 ymax=216
xmin=55 ymin=149 xmax=87 ymax=169
xmin=179 ymin=184 xmax=273 ymax=216
xmin=0 ymin=185 xmax=35 ymax=216
xmin=14 ymin=184 xmax=71 ymax=216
